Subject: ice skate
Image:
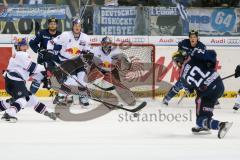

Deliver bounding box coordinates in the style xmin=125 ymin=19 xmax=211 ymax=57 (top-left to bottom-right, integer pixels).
xmin=79 ymin=96 xmax=90 ymax=108
xmin=218 ymin=122 xmax=233 ymax=139
xmin=44 ymin=111 xmax=58 ymax=120
xmin=162 ymin=98 xmax=169 ymax=106
xmin=1 ymin=112 xmax=17 ymax=123
xmin=233 ymin=103 xmax=240 ymax=112
xmin=192 ymin=126 xmax=211 ymax=135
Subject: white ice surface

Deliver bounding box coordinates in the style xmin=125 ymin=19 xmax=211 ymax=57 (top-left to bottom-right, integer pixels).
xmin=0 ymin=97 xmax=239 ymax=160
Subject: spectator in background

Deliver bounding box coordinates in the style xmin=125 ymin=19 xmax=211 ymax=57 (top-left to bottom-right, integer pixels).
xmin=104 ymin=0 xmax=118 ymax=6
xmin=28 ymin=0 xmax=43 ymax=5
xmin=2 ymin=0 xmax=23 ymax=6
xmin=151 ymin=15 xmax=182 ymax=35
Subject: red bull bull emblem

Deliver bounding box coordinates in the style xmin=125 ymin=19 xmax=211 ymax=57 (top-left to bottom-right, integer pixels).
xmin=65 ymin=47 xmax=81 ymax=56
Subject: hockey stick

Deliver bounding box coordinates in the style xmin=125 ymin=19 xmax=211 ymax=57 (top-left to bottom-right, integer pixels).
xmin=221 ymin=73 xmax=235 ymax=81
xmin=52 ymin=61 xmax=147 ymax=113
xmin=177 ymin=92 xmax=187 ymax=105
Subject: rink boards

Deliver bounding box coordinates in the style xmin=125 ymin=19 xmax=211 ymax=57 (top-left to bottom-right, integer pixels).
xmin=0 ymin=35 xmax=239 ymax=97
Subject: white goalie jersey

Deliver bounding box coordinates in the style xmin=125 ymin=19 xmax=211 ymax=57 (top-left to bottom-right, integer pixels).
xmin=91 ymin=46 xmax=130 ymax=72
xmin=47 ymin=31 xmax=90 ymax=62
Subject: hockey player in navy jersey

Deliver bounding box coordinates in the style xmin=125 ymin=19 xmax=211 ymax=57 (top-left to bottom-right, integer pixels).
xmin=0 ymin=38 xmax=58 ymax=122
xmin=162 ymin=30 xmax=207 ymax=106
xmin=29 ymin=17 xmax=61 ymax=94
xmin=29 ymin=17 xmax=62 ymax=64
xmin=172 ymin=49 xmax=235 ymax=139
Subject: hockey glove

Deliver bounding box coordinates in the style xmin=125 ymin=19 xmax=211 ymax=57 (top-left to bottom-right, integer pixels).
xmin=235 ymin=65 xmax=240 ymax=78
xmin=37 ymin=49 xmax=47 ymax=64
xmin=41 ymin=71 xmax=51 ymax=89
xmin=82 ymin=50 xmax=94 ymax=62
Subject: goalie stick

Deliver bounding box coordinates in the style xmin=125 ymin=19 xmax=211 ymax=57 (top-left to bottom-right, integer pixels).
xmin=92 ymin=83 xmax=115 ymax=91
xmin=51 ymin=61 xmax=147 ymax=113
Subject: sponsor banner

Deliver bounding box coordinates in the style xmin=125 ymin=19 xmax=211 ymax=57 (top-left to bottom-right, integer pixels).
xmin=0 ymin=4 xmax=66 ymax=20
xmin=0 ymin=19 xmax=68 ymax=34
xmin=93 ymin=6 xmax=148 ymax=35
xmin=90 ymin=36 xmax=240 ymax=47
xmin=148 ymin=7 xmax=183 ymax=36
xmin=187 ymin=8 xmax=240 ymax=36
xmin=0 ymin=34 xmax=240 ymax=47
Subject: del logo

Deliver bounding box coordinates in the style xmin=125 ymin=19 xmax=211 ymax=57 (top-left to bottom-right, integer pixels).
xmin=65 ymin=47 xmax=81 ymax=55
xmin=210 ymin=38 xmax=225 ymax=43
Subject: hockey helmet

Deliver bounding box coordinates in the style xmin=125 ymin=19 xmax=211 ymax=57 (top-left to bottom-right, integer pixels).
xmin=14 ymin=37 xmax=28 ymax=51
xmin=189 ymin=29 xmax=198 ymax=37
xmin=72 ymin=16 xmax=82 ymax=26
xmin=15 ymin=37 xmax=28 ymax=46
xmin=48 ymin=16 xmax=58 ymax=24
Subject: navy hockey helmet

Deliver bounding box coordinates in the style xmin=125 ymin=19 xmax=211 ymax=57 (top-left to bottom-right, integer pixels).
xmin=189 ymin=29 xmax=198 ymax=37
xmin=48 ymin=17 xmax=58 ymax=24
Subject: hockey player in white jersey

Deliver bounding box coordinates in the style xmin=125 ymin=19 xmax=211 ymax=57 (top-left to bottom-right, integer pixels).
xmin=47 ymin=16 xmax=90 ymax=107
xmin=0 ymin=38 xmax=58 ymax=122
xmin=88 ymin=37 xmax=136 ymax=105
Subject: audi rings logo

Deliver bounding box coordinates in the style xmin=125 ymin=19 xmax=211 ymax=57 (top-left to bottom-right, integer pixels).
xmin=131 ymin=37 xmax=146 ymax=43
xmin=227 ymin=39 xmax=240 ymax=44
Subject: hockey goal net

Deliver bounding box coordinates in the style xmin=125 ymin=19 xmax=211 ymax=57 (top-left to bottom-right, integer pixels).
xmin=90 ymin=43 xmax=155 ymax=98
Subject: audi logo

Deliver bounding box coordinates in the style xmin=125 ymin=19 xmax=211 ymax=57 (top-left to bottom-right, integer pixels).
xmin=227 ymin=39 xmax=240 ymax=44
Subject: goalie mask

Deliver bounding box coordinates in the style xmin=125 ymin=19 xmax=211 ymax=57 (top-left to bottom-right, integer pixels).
xmin=101 ymin=36 xmax=112 ymax=55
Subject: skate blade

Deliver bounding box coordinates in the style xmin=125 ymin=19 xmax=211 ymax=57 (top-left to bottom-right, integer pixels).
xmin=192 ymin=131 xmax=212 ymax=135
xmin=2 ymin=118 xmax=17 ymax=123
xmin=233 ymin=110 xmax=238 ymax=113
xmin=218 ymin=122 xmax=233 ymax=139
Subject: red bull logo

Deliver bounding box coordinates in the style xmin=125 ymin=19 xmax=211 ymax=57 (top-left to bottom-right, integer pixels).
xmin=65 ymin=47 xmax=81 ymax=56
xmin=100 ymin=61 xmax=114 ymax=69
